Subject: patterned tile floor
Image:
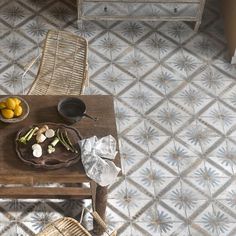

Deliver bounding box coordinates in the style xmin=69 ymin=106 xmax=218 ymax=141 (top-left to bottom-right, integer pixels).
xmin=0 ymin=0 xmax=236 ymax=235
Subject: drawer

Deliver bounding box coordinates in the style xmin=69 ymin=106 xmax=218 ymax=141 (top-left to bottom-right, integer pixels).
xmin=81 ymin=2 xmax=200 ymax=20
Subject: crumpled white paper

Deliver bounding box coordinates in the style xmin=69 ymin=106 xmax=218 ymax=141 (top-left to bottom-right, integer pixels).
xmin=79 ymin=135 xmax=121 ymax=186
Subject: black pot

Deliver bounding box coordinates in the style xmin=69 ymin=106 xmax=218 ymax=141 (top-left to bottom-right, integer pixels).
xmin=58 ymin=97 xmax=97 ymax=124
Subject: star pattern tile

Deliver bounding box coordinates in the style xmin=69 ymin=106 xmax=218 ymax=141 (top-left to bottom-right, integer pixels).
xmin=0 ymin=0 xmax=236 ymax=235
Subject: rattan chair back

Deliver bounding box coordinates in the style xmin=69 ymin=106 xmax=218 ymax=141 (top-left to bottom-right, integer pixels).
xmin=36 ymin=208 xmax=117 ymax=236
xmin=28 ymin=30 xmax=88 ymax=95
xmin=36 ymin=217 xmax=91 ymax=236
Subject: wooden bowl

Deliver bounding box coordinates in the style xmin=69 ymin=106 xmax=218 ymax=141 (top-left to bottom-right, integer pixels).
xmin=0 ymin=96 xmax=29 ymax=123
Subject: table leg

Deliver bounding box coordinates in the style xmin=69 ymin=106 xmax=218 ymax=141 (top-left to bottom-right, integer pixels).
xmin=194 ymin=20 xmax=201 ymax=32
xmin=77 ymin=0 xmax=83 ymax=28
xmin=93 ymin=185 xmax=108 ymax=235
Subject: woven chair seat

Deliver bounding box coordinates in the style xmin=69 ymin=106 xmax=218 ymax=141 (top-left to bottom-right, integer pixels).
xmin=28 ymin=30 xmax=88 ymax=95
xmin=36 ymin=217 xmax=91 ymax=236
xmin=36 ymin=210 xmax=117 ymax=236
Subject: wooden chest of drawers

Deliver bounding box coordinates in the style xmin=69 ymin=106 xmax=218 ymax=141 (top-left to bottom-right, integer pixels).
xmin=77 ymin=0 xmax=206 ymax=31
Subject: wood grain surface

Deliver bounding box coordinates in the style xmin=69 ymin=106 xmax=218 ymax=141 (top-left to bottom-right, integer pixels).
xmin=0 ymin=95 xmax=120 ymax=184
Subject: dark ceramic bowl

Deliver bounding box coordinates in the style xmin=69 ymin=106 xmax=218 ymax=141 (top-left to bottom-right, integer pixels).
xmin=57 ymin=97 xmax=86 ymax=124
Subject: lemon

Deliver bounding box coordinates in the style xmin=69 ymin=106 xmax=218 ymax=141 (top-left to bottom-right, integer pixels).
xmin=1 ymin=109 xmax=14 ymax=119
xmin=6 ymin=98 xmax=16 ymax=110
xmin=0 ymin=102 xmax=6 ymax=110
xmin=13 ymin=97 xmax=21 ymax=106
xmin=14 ymin=105 xmax=23 ymax=117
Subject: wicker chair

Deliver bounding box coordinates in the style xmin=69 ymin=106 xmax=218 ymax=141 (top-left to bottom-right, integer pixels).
xmin=27 ymin=30 xmax=88 ymax=95
xmin=36 ymin=208 xmax=117 ymax=236
xmin=36 ymin=217 xmax=91 ymax=236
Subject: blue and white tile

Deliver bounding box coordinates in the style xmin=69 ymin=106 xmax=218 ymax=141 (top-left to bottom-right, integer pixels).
xmin=153 ymin=140 xmax=201 ymax=175
xmin=0 ymin=0 xmax=236 ymax=235
xmin=118 ymin=83 xmax=163 ymax=114
xmin=185 ymin=161 xmax=231 ymax=197
xmin=141 ymin=68 xmax=186 ymax=96
xmin=91 ymin=65 xmax=136 ymax=96
xmin=164 ymin=49 xmax=204 ymax=78
xmin=161 ymin=182 xmax=208 ymax=218
xmin=20 ymin=16 xmax=57 ymax=43
xmin=193 ymin=204 xmax=236 ymax=236
xmin=21 ymin=201 xmax=63 ymax=234
xmin=184 ymin=33 xmax=225 ymax=60
xmin=111 ymin=21 xmax=151 ymax=44
xmin=114 ymin=99 xmax=141 ymax=133
xmin=137 ymin=203 xmax=183 ymax=236
xmin=158 ymin=21 xmax=194 ymax=44
xmin=39 ymin=1 xmax=77 ymax=28
xmin=0 ymin=1 xmax=34 ymax=27
xmin=114 ymin=48 xmax=156 ymax=78
xmin=89 ymin=32 xmax=130 ymax=60
xmin=199 ymin=101 xmax=236 ymax=134
xmin=147 ymin=100 xmax=191 ymax=133
xmin=137 ymin=32 xmax=178 ymax=60
xmin=206 ymin=139 xmax=236 ymax=175
xmin=0 ymin=31 xmax=36 ymax=61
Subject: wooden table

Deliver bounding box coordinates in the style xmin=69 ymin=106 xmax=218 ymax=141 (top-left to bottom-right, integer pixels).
xmin=0 ymin=95 xmax=120 ymax=235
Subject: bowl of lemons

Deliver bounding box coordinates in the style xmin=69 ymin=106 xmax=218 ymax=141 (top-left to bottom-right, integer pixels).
xmin=0 ymin=96 xmax=29 ymax=123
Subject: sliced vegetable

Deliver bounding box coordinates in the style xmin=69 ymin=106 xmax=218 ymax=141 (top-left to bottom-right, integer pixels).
xmin=45 ymin=129 xmax=55 ymax=138
xmin=36 ymin=133 xmax=46 ymax=143
xmin=32 ymin=143 xmax=41 ymax=151
xmin=32 ymin=143 xmax=42 ymax=158
xmin=33 ymin=149 xmax=42 ymax=158
xmin=47 ymin=145 xmax=55 ymax=154
xmin=47 ymin=137 xmax=60 ymax=154
xmin=51 ymin=137 xmax=60 ymax=147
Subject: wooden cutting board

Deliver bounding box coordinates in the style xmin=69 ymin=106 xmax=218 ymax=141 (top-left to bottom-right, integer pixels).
xmin=15 ymin=123 xmax=82 ymax=169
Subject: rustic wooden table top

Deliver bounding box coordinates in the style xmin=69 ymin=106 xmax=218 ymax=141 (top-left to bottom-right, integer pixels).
xmin=0 ymin=95 xmax=119 ymax=185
